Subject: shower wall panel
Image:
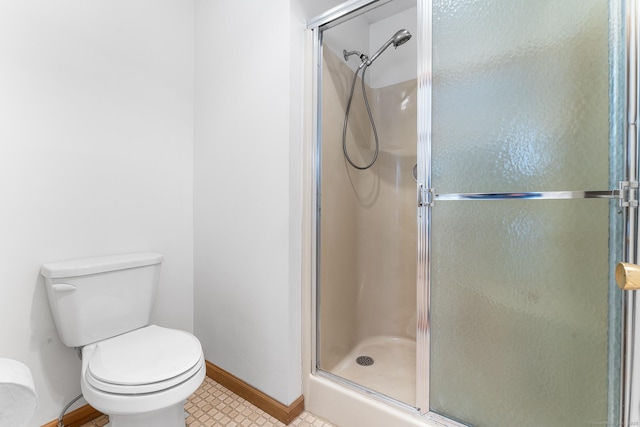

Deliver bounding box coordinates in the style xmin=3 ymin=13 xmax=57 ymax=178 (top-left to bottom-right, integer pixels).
xmin=356 ymin=78 xmax=417 ymax=341
xmin=319 ymin=47 xmax=417 ymax=370
xmin=319 ymin=48 xmax=362 ymax=370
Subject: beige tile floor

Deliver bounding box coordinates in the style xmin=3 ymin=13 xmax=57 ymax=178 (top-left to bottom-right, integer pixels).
xmin=80 ymin=376 xmax=336 ymax=427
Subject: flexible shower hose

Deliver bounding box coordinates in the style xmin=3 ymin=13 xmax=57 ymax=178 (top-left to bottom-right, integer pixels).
xmin=342 ymin=63 xmax=379 ymax=170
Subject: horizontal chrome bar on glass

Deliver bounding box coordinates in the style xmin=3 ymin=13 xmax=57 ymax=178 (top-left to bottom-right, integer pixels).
xmin=435 ymin=190 xmax=621 ymax=201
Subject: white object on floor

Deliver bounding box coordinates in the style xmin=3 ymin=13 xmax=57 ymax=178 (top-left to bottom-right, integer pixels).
xmin=0 ymin=358 xmax=38 ymax=427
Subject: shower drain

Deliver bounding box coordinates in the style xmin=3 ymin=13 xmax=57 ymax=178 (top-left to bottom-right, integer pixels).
xmin=356 ymin=355 xmax=374 ymax=366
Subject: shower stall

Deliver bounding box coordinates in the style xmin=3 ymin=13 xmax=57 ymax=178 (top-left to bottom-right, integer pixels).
xmin=307 ymin=0 xmax=640 ymax=426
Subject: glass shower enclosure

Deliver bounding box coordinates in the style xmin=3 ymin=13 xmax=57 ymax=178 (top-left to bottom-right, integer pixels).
xmin=311 ymin=0 xmax=637 ymax=425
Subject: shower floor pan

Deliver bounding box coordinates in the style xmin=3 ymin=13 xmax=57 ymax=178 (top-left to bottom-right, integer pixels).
xmin=331 ymin=335 xmax=416 ymax=405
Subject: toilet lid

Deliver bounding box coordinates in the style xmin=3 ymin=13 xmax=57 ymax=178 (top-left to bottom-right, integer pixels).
xmin=87 ymin=325 xmax=202 ymax=387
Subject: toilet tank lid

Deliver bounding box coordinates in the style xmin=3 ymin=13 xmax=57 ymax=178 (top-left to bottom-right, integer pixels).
xmin=40 ymin=252 xmax=164 ymax=279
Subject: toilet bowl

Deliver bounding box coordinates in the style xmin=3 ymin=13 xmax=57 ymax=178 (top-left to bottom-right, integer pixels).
xmin=80 ymin=325 xmax=205 ymax=427
xmin=41 ymin=253 xmax=205 ymax=427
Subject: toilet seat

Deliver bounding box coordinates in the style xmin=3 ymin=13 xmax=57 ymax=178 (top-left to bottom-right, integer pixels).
xmin=84 ymin=325 xmax=203 ymax=395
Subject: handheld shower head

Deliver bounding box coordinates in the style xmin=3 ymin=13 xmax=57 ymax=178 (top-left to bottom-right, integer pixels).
xmin=367 ymin=29 xmax=412 ymax=65
xmin=391 ymin=29 xmax=412 ymax=47
xmin=340 ymin=29 xmax=413 ymax=170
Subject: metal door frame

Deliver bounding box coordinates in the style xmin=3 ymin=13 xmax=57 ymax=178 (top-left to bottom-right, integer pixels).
xmin=623 ymin=1 xmax=640 ymax=424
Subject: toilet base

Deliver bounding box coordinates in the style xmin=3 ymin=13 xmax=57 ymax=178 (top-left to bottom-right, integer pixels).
xmin=105 ymin=401 xmax=187 ymax=427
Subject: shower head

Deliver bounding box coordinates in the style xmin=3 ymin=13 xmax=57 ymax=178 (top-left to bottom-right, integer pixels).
xmin=391 ymin=29 xmax=412 ymax=47
xmin=366 ymin=29 xmax=412 ymax=65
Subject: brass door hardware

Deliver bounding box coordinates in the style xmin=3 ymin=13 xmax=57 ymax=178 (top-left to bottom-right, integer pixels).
xmin=616 ymin=262 xmax=640 ymax=290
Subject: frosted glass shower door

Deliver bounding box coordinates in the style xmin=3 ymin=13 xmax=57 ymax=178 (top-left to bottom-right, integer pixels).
xmin=426 ymin=0 xmax=624 ymax=426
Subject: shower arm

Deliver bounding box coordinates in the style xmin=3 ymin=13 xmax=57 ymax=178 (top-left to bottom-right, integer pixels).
xmin=343 ymin=49 xmax=369 ymax=66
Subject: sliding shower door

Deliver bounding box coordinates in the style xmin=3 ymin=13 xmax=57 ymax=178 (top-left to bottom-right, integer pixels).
xmin=421 ymin=0 xmax=626 ymax=426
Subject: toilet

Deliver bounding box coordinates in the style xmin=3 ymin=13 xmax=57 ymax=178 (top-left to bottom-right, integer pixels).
xmin=40 ymin=252 xmax=205 ymax=427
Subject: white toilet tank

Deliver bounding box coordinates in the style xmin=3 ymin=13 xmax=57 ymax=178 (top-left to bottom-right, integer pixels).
xmin=41 ymin=252 xmax=164 ymax=348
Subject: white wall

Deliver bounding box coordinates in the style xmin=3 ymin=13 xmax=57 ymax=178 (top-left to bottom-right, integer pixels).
xmin=0 ymin=1 xmax=195 ymax=424
xmin=194 ymin=0 xmax=304 ymax=407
